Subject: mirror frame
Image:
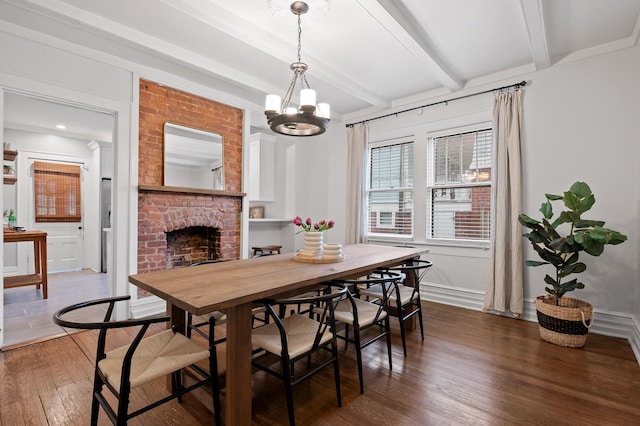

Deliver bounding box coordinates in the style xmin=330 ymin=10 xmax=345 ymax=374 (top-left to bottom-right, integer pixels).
xmin=163 ymin=122 xmax=224 ymax=191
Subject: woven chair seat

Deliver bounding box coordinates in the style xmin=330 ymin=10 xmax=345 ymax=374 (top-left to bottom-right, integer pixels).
xmin=333 ymin=297 xmax=387 ymax=328
xmin=198 ymin=305 xmax=267 ymax=323
xmin=252 ymin=313 xmax=332 ymax=359
xmin=99 ymin=329 xmax=209 ymax=392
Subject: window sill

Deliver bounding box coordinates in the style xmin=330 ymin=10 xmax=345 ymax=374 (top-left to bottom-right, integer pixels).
xmin=367 ymin=236 xmax=490 ymax=251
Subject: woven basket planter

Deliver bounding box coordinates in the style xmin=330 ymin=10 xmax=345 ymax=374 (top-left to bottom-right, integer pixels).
xmin=534 ymin=296 xmax=593 ymax=348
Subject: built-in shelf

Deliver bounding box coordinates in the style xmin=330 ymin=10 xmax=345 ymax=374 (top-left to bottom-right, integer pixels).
xmin=249 ymin=218 xmax=292 ymax=223
xmin=3 ymin=149 xmax=18 ymax=161
xmin=3 ymin=149 xmax=17 ymax=185
xmin=3 ymin=175 xmax=17 ymax=185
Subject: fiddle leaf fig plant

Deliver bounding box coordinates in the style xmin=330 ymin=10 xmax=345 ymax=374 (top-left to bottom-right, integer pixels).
xmin=518 ymin=181 xmax=627 ymax=302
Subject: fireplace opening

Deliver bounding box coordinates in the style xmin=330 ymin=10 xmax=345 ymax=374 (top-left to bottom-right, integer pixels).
xmin=166 ymin=226 xmax=220 ymax=269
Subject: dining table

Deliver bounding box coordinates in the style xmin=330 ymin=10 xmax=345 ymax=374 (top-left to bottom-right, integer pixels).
xmin=129 ymin=243 xmax=428 ymax=425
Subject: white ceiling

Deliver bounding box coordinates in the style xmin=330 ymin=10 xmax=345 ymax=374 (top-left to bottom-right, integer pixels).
xmin=2 ymin=0 xmax=640 ymax=135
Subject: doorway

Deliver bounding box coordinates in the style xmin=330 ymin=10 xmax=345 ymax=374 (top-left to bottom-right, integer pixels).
xmin=2 ymin=92 xmax=115 ymax=347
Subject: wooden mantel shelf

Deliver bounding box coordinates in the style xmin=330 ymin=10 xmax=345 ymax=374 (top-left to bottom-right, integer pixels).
xmin=138 ymin=184 xmax=245 ymax=197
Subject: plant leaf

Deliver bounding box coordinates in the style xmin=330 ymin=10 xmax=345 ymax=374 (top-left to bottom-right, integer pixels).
xmin=518 ymin=214 xmax=540 ymax=229
xmin=525 ymin=260 xmax=548 ymax=267
xmin=559 ymin=278 xmax=583 ymax=293
xmin=574 ymin=219 xmax=604 ymax=228
xmin=560 ymin=262 xmax=586 ymax=277
xmin=539 ymin=200 xmax=553 ymax=219
xmin=563 ymin=191 xmax=582 ymax=212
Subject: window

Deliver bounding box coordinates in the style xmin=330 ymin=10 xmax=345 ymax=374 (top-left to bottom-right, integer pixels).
xmin=34 ymin=161 xmax=82 ymax=222
xmin=428 ymin=128 xmax=492 ymax=240
xmin=367 ymin=141 xmax=413 ymax=237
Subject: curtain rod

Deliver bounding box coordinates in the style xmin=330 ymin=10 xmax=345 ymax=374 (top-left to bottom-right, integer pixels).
xmin=345 ymin=80 xmax=527 ymax=128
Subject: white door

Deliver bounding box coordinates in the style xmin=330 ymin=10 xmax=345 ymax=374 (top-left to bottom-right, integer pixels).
xmin=27 ymin=157 xmax=85 ymax=273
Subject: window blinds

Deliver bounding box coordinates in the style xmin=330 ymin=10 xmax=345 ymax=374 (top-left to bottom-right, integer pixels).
xmin=430 ymin=129 xmax=492 ymax=240
xmin=34 ymin=161 xmax=82 ymax=222
xmin=368 ymin=142 xmax=414 ymax=237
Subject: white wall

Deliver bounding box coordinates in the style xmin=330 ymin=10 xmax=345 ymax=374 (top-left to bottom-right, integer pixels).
xmin=318 ymin=44 xmax=640 ymax=342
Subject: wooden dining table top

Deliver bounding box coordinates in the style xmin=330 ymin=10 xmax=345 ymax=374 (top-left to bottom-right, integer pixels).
xmin=129 ymin=243 xmax=429 ymax=316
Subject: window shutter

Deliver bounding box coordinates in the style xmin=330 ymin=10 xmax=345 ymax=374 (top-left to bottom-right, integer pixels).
xmin=34 ymin=161 xmax=82 ymax=223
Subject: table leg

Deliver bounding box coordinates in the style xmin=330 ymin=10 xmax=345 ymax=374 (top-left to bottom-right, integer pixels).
xmin=225 ymin=302 xmax=253 ymax=425
xmin=33 ymin=239 xmax=41 ymax=290
xmin=40 ymin=237 xmax=48 ymax=299
xmin=169 ymin=302 xmax=187 ymax=334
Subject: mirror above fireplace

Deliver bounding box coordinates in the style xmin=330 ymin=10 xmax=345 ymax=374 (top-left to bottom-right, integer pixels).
xmin=164 ymin=122 xmax=224 ymax=190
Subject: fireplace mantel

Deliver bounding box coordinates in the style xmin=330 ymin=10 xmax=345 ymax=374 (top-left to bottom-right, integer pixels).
xmin=139 ymin=184 xmax=245 ymax=198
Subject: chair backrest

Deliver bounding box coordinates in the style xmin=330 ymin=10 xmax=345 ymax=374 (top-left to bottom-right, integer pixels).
xmin=257 ymin=286 xmax=349 ymax=356
xmin=332 ymin=274 xmax=402 ymax=325
xmin=384 ymin=259 xmax=433 ymax=289
xmin=53 ymin=295 xmax=169 ymax=363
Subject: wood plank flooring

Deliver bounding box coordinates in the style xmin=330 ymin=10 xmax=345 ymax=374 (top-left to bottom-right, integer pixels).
xmin=1 ymin=301 xmax=639 ymax=425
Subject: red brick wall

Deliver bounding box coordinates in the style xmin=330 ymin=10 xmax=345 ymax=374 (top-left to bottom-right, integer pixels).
xmin=137 ymin=80 xmax=243 ymax=279
xmin=138 ymin=79 xmax=243 ymax=191
xmin=137 ymin=192 xmax=241 ymax=273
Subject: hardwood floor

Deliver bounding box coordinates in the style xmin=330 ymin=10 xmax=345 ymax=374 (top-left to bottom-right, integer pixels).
xmin=1 ymin=301 xmax=639 ymax=425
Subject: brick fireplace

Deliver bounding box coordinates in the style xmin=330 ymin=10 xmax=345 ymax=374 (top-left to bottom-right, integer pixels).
xmin=137 ymin=190 xmax=241 ymax=273
xmin=136 ymin=80 xmax=244 ymax=293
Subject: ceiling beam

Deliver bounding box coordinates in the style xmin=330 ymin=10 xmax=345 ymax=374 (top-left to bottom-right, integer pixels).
xmin=358 ymin=0 xmax=463 ymax=91
xmin=162 ymin=0 xmax=389 ymax=108
xmin=519 ymin=0 xmax=551 ymax=70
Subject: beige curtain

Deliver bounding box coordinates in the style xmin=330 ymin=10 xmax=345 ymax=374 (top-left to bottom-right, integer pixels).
xmin=483 ymin=90 xmax=524 ymax=317
xmin=346 ymin=124 xmax=368 ymax=244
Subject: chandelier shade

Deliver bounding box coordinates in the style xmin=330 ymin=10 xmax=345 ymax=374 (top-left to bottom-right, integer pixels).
xmin=264 ymin=1 xmax=330 ymax=136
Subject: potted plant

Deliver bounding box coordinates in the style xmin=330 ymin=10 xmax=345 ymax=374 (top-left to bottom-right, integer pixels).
xmin=518 ymin=181 xmax=627 ymax=347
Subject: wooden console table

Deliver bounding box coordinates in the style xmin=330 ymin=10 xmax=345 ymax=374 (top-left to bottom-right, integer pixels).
xmin=3 ymin=229 xmax=48 ymax=299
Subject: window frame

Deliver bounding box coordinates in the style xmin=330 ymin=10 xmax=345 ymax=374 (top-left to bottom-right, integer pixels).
xmin=426 ymin=122 xmax=493 ymax=244
xmin=366 ymin=118 xmax=492 ymax=249
xmin=366 ymin=137 xmax=415 ymax=240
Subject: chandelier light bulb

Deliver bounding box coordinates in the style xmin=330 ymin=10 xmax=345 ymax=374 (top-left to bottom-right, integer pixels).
xmin=317 ymin=103 xmax=330 ymax=119
xmin=300 ymin=88 xmax=316 ymax=112
xmin=265 ymin=94 xmax=281 ymax=113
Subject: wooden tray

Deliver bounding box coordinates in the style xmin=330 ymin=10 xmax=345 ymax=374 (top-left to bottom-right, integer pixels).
xmin=293 ymin=253 xmax=345 ymax=263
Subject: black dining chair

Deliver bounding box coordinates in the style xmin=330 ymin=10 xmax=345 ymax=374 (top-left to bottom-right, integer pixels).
xmin=251 ymin=286 xmax=349 ymax=426
xmin=53 ymin=295 xmax=221 ymax=426
xmin=362 ymin=259 xmax=433 ymax=356
xmin=330 ymin=273 xmax=402 ymax=394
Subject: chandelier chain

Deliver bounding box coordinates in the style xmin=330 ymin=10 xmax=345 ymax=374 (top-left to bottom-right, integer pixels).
xmin=297 ymin=14 xmax=302 ymax=63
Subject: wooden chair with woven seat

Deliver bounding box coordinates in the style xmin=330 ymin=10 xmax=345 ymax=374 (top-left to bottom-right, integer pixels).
xmin=362 ymin=259 xmax=433 ymax=356
xmin=52 ymin=295 xmax=221 ymax=426
xmin=251 ymin=286 xmax=349 ymax=426
xmin=330 ymin=273 xmax=402 ymax=394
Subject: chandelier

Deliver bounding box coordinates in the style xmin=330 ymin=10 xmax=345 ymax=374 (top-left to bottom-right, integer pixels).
xmin=264 ymin=1 xmax=330 ymax=136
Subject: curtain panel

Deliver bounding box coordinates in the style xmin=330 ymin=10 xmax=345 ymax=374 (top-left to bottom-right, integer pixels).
xmin=483 ymin=90 xmax=524 ymax=317
xmin=346 ymin=124 xmax=368 ymax=244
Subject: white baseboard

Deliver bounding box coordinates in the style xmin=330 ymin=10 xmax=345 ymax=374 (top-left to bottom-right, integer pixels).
xmin=422 ymin=282 xmax=640 ymax=365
